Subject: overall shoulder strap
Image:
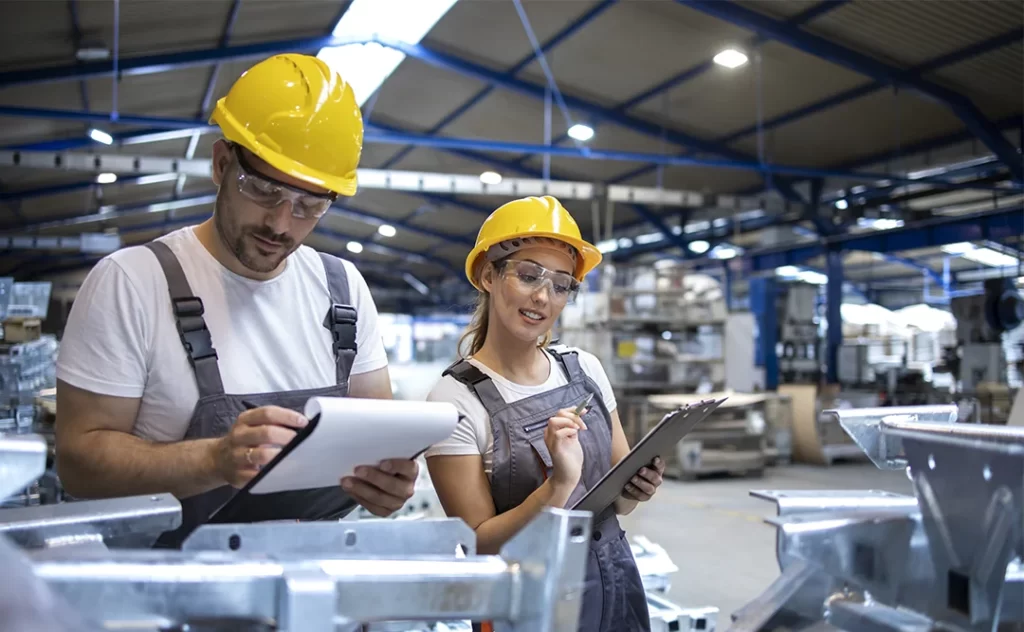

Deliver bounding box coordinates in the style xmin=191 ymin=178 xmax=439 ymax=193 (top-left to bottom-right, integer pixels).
xmin=318 ymin=253 xmax=358 ymax=385
xmin=144 ymin=241 xmax=225 ymax=398
xmin=442 ymin=358 xmax=506 ymax=416
xmin=546 ymin=345 xmax=585 ymax=381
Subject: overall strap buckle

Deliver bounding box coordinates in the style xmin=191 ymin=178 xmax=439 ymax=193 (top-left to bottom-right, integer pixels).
xmin=171 ymin=296 xmax=217 ymax=363
xmin=327 ymin=304 xmax=358 ymax=356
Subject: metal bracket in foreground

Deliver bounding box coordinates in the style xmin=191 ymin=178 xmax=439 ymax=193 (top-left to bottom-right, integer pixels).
xmin=184 ymin=517 xmax=477 ymax=556
xmin=824 ymin=405 xmax=958 ymax=470
xmin=0 ymin=493 xmax=181 ymax=550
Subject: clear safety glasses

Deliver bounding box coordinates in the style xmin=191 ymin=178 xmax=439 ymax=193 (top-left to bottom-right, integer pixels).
xmin=499 ymin=259 xmax=581 ymax=304
xmin=232 ymin=144 xmax=337 ymax=220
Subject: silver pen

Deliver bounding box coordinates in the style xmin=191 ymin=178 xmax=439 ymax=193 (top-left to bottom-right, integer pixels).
xmin=573 ymin=392 xmax=595 ymax=417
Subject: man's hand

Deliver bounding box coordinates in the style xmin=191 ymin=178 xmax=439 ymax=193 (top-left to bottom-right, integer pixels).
xmin=342 ymin=458 xmax=419 ymax=517
xmin=621 ymin=456 xmax=665 ymax=503
xmin=212 ymin=406 xmax=308 ymax=488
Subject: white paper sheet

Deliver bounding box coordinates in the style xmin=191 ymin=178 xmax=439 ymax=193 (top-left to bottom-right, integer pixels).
xmin=249 ymin=397 xmax=460 ymax=495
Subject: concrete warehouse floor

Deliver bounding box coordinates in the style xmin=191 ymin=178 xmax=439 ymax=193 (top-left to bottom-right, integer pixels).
xmin=618 ymin=461 xmax=915 ymax=620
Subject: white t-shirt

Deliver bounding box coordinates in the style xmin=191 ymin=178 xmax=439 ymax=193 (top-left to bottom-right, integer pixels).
xmin=56 ymin=226 xmax=388 ymax=443
xmin=424 ymin=347 xmax=617 ymax=476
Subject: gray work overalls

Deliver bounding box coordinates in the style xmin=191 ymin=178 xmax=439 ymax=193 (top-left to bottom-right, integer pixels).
xmin=145 ymin=241 xmax=358 ymax=548
xmin=445 ymin=348 xmax=651 ymax=632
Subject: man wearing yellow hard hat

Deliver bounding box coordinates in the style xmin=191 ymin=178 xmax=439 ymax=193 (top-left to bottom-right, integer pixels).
xmin=425 ymin=196 xmax=664 ymax=632
xmin=53 ymin=54 xmax=418 ymax=547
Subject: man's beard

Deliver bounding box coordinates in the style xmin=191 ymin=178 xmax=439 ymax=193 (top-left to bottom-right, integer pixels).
xmin=214 ymin=196 xmax=297 ymax=273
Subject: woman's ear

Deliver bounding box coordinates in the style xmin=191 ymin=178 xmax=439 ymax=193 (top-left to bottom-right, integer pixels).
xmin=480 ymin=263 xmax=495 ymax=293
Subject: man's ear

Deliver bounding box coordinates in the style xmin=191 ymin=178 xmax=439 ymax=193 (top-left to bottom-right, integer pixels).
xmin=210 ymin=139 xmax=233 ymax=187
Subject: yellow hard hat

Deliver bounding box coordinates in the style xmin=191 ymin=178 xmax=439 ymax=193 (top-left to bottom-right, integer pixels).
xmin=210 ymin=54 xmax=363 ymax=196
xmin=466 ymin=195 xmax=602 ymax=290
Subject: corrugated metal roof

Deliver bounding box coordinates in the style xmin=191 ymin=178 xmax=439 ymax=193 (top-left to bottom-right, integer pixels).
xmin=806 ymin=0 xmax=1024 ymax=69
xmin=926 ymin=42 xmax=1024 ymax=119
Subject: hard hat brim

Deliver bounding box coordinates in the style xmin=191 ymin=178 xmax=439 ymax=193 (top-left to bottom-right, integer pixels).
xmin=466 ymin=231 xmax=603 ymax=291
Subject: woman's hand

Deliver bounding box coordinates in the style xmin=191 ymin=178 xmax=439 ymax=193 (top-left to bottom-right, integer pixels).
xmin=544 ymin=407 xmax=587 ymax=491
xmin=621 ymin=456 xmax=665 ymax=502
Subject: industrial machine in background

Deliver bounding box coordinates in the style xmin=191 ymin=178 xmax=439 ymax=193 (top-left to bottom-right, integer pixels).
xmin=777 ymin=283 xmax=821 ymax=384
xmin=729 ymin=403 xmax=1024 ymax=632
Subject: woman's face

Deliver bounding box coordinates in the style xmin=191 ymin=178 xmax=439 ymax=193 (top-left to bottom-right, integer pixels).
xmin=482 ymin=245 xmax=579 ymax=344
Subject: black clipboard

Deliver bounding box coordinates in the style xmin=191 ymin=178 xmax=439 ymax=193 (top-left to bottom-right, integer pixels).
xmin=207 ymin=413 xmax=359 ymax=525
xmin=572 ymin=397 xmax=727 ymax=515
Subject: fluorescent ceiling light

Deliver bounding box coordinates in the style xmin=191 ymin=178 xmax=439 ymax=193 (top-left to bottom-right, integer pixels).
xmin=317 ymin=0 xmax=459 ymax=106
xmin=402 ymin=272 xmax=429 ymax=295
xmin=941 ymin=242 xmax=1019 ymax=267
xmin=834 ymin=199 xmax=849 ymax=210
xmin=708 ymin=244 xmax=739 ymax=260
xmin=776 ymin=265 xmax=801 ymax=277
xmin=95 ymin=172 xmax=117 ymax=184
xmin=88 ymin=128 xmax=113 ymax=145
xmin=688 ymin=240 xmax=710 ymax=254
xmin=596 ymin=239 xmax=618 ymax=254
xmin=713 ymin=48 xmax=748 ymax=69
xmin=617 ymin=238 xmax=634 ymax=249
xmin=567 ymin=123 xmax=594 ymax=142
xmin=346 ymin=241 xmax=364 ymax=254
xmin=479 ymin=171 xmax=502 ymax=185
xmin=634 ymin=232 xmax=663 ymax=245
xmin=857 ymin=217 xmax=904 ymax=230
xmin=377 ymin=224 xmax=397 ymax=237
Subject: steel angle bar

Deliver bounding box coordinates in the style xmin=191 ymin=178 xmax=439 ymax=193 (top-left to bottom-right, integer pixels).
xmin=0 ymin=494 xmax=181 ymax=550
xmin=0 ymin=435 xmax=47 ymax=502
xmin=183 ymin=518 xmax=477 ymax=556
xmin=726 ymin=559 xmax=826 ymax=632
xmin=824 ymin=405 xmax=959 ymax=470
xmin=900 ymin=434 xmax=1024 ymax=629
xmin=0 ymin=149 xmax=212 ymax=177
xmin=750 ymin=489 xmax=919 ymax=518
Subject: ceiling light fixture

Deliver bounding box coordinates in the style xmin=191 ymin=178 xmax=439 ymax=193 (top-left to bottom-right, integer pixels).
xmin=377 ymin=224 xmax=397 ymax=237
xmin=88 ymin=128 xmax=113 ymax=145
xmin=95 ymin=172 xmax=117 ymax=184
xmin=346 ymin=241 xmax=364 ymax=254
xmin=479 ymin=171 xmax=502 ymax=185
xmin=713 ymin=48 xmax=748 ymax=69
xmin=567 ymin=123 xmax=595 ymax=142
xmin=834 ymin=199 xmax=849 ymax=210
xmin=688 ymin=240 xmax=710 ymax=254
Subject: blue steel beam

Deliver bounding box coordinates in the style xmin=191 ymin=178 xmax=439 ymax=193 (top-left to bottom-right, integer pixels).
xmin=0 ymin=35 xmax=376 ymax=87
xmin=5 ymin=114 xmax=1014 ymax=189
xmin=8 ymin=186 xmax=474 ymax=252
xmin=678 ymin=1 xmax=1023 ymax=181
xmin=0 ymin=29 xmax=772 ymax=171
xmin=716 ymin=28 xmax=1023 ymax=146
xmin=743 ymin=207 xmax=1023 ymax=273
xmin=619 ymin=1 xmax=846 ymax=112
xmin=380 ymin=0 xmax=615 ymax=170
xmin=512 ymin=1 xmax=847 ymax=169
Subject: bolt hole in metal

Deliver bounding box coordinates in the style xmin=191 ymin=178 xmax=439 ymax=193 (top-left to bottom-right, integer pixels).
xmin=928 ymin=454 xmax=936 ymax=470
xmin=570 ymin=524 xmax=586 ymax=542
xmin=345 ymin=530 xmax=357 ymax=546
xmin=983 ymin=465 xmax=992 ymax=481
xmin=228 ymin=534 xmax=241 ymax=551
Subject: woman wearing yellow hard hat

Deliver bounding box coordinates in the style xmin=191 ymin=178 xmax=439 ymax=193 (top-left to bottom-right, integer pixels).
xmin=424 ymin=195 xmax=662 ymax=632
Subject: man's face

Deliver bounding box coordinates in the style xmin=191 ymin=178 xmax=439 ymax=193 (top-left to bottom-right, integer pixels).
xmin=210 ymin=140 xmax=333 ymax=274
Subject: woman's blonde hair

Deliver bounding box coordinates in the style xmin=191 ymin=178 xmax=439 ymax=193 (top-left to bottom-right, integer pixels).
xmin=457 ymin=261 xmax=552 ymax=358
